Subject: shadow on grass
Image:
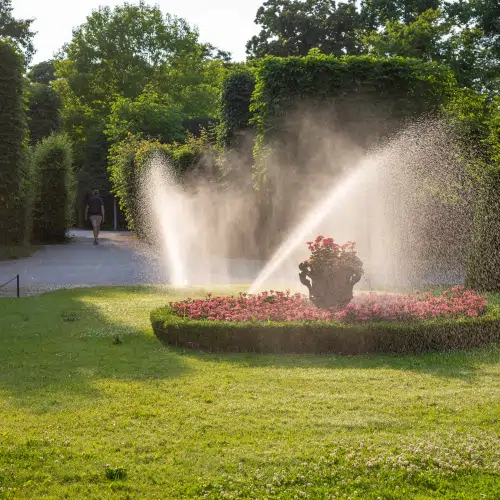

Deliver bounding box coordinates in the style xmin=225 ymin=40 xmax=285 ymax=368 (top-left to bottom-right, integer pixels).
xmin=164 ymin=341 xmax=500 ymax=382
xmin=0 ymin=288 xmax=190 ymax=409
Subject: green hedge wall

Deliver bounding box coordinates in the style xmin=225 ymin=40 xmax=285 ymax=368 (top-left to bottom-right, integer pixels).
xmin=0 ymin=39 xmax=31 ymax=245
xmin=466 ymin=167 xmax=500 ymax=292
xmin=250 ymin=54 xmax=457 ymax=182
xmin=217 ymin=66 xmax=256 ymax=149
xmin=32 ymin=134 xmax=75 ymax=243
xmin=108 ymin=132 xmax=216 ymax=233
xmin=151 ymin=306 xmax=500 ymax=355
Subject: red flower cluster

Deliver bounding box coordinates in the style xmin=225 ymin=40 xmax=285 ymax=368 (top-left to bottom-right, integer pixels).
xmin=336 ymin=287 xmax=488 ymax=322
xmin=306 ymin=235 xmax=355 ymax=254
xmin=170 ymin=287 xmax=487 ymax=323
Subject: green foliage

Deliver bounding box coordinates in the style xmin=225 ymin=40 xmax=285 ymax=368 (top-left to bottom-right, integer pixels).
xmin=54 ymin=3 xmax=200 ymax=115
xmin=27 ymin=82 xmax=61 ymax=146
xmin=27 ymin=60 xmax=56 ymax=84
xmin=251 ymin=54 xmax=456 ymax=182
xmin=0 ymin=0 xmax=35 ymax=65
xmin=32 ymin=134 xmax=75 ymax=243
xmin=217 ymin=66 xmax=256 ymax=149
xmin=361 ymin=0 xmax=440 ymax=26
xmin=247 ymin=0 xmax=499 ymax=95
xmin=364 ymin=8 xmax=447 ymax=60
xmin=466 ymin=167 xmax=500 ymax=292
xmin=247 ymin=0 xmax=363 ymax=58
xmin=0 ymin=38 xmax=31 ymax=245
xmin=444 ymin=0 xmax=500 ymax=94
xmin=151 ymin=304 xmax=500 ymax=354
xmin=2 ymin=285 xmax=500 ymax=497
xmin=108 ymin=132 xmax=216 ymax=232
xmin=105 ymin=91 xmax=186 ymax=145
xmin=54 ymin=2 xmax=228 ymax=224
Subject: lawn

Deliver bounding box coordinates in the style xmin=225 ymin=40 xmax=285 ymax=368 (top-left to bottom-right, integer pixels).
xmin=0 ymin=286 xmax=499 ymax=499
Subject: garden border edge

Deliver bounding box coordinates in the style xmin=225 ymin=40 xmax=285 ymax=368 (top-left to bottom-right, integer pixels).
xmin=150 ymin=306 xmax=500 ymax=355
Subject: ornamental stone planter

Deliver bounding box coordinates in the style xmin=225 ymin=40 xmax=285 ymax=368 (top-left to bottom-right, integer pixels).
xmin=299 ymin=253 xmax=363 ymax=309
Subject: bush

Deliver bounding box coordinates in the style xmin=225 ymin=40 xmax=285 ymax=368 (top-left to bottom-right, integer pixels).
xmin=466 ymin=167 xmax=500 ymax=291
xmin=32 ymin=134 xmax=75 ymax=243
xmin=0 ymin=39 xmax=31 ymax=245
xmin=108 ymin=132 xmax=217 ymax=233
xmin=217 ymin=66 xmax=256 ymax=149
xmin=250 ymin=54 xmax=457 ymax=183
xmin=151 ymin=304 xmax=500 ymax=355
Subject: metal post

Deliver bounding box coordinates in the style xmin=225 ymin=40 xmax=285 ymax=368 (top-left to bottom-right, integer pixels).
xmin=16 ymin=274 xmax=20 ymax=298
xmin=113 ymin=198 xmax=118 ymax=231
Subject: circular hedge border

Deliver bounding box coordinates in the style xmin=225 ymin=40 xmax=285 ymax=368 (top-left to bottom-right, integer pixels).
xmin=151 ymin=306 xmax=500 ymax=355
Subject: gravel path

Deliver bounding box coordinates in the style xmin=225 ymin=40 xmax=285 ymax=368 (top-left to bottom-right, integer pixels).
xmin=0 ymin=230 xmax=168 ymax=297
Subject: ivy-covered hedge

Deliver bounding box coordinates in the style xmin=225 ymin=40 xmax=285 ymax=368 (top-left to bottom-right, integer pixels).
xmin=250 ymin=54 xmax=457 ymax=182
xmin=151 ymin=306 xmax=500 ymax=355
xmin=217 ymin=66 xmax=256 ymax=149
xmin=32 ymin=134 xmax=75 ymax=243
xmin=108 ymin=132 xmax=217 ymax=233
xmin=0 ymin=39 xmax=31 ymax=245
xmin=466 ymin=167 xmax=500 ymax=292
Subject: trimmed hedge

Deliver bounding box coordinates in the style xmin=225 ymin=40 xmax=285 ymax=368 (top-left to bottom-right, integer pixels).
xmin=0 ymin=39 xmax=30 ymax=245
xmin=108 ymin=132 xmax=217 ymax=233
xmin=151 ymin=306 xmax=500 ymax=355
xmin=32 ymin=134 xmax=75 ymax=243
xmin=250 ymin=54 xmax=457 ymax=183
xmin=217 ymin=66 xmax=256 ymax=149
xmin=466 ymin=167 xmax=500 ymax=292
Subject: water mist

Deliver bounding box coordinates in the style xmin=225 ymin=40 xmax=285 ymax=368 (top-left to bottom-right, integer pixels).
xmin=139 ymin=119 xmax=468 ymax=292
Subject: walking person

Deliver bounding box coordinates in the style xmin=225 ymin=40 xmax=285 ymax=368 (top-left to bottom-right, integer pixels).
xmin=85 ymin=190 xmax=105 ymax=245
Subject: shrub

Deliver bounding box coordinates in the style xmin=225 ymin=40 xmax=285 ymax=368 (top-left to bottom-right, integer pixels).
xmin=0 ymin=39 xmax=31 ymax=245
xmin=168 ymin=288 xmax=487 ymax=323
xmin=151 ymin=301 xmax=500 ymax=355
xmin=32 ymin=134 xmax=75 ymax=243
xmin=466 ymin=167 xmax=500 ymax=292
xmin=217 ymin=66 xmax=255 ymax=149
xmin=250 ymin=54 xmax=457 ymax=183
xmin=152 ymin=287 xmax=493 ymax=355
xmin=108 ymin=132 xmax=217 ymax=233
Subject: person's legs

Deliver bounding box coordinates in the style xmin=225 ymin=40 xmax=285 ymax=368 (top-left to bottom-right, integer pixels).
xmin=90 ymin=216 xmax=102 ymax=243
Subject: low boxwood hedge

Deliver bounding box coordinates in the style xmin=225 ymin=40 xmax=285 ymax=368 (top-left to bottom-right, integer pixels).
xmin=151 ymin=306 xmax=500 ymax=355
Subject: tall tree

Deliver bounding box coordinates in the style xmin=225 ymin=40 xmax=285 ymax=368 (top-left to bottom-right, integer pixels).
xmin=54 ymin=2 xmax=201 ymax=117
xmin=444 ymin=0 xmax=500 ymax=93
xmin=28 ymin=60 xmax=57 ymax=84
xmin=0 ymin=0 xmax=35 ymax=64
xmin=246 ymin=0 xmax=363 ymax=58
xmin=27 ymin=83 xmax=61 ymax=146
xmin=360 ymin=0 xmax=440 ymax=27
xmin=364 ymin=8 xmax=448 ymax=60
xmin=54 ymin=2 xmax=227 ymax=225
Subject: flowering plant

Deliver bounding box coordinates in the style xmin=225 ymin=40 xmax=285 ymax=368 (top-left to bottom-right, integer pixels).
xmin=170 ymin=286 xmax=487 ymax=323
xmin=299 ymin=236 xmax=364 ymax=309
xmin=306 ymin=236 xmax=356 ymax=268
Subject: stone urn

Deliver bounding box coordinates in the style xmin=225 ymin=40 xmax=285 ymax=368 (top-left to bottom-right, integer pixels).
xmin=299 ymin=239 xmax=363 ymax=309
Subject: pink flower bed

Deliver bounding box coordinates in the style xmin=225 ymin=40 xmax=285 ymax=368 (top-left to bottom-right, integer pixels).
xmin=170 ymin=287 xmax=488 ymax=323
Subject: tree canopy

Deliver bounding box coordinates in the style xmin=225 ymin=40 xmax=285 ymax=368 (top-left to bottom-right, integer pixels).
xmin=246 ymin=0 xmax=363 ymax=58
xmin=0 ymin=0 xmax=35 ymax=64
xmin=247 ymin=0 xmax=500 ymax=94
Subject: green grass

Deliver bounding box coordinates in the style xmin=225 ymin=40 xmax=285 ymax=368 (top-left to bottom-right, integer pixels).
xmin=0 ymin=245 xmax=37 ymax=262
xmin=1 ymin=286 xmax=499 ymax=499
